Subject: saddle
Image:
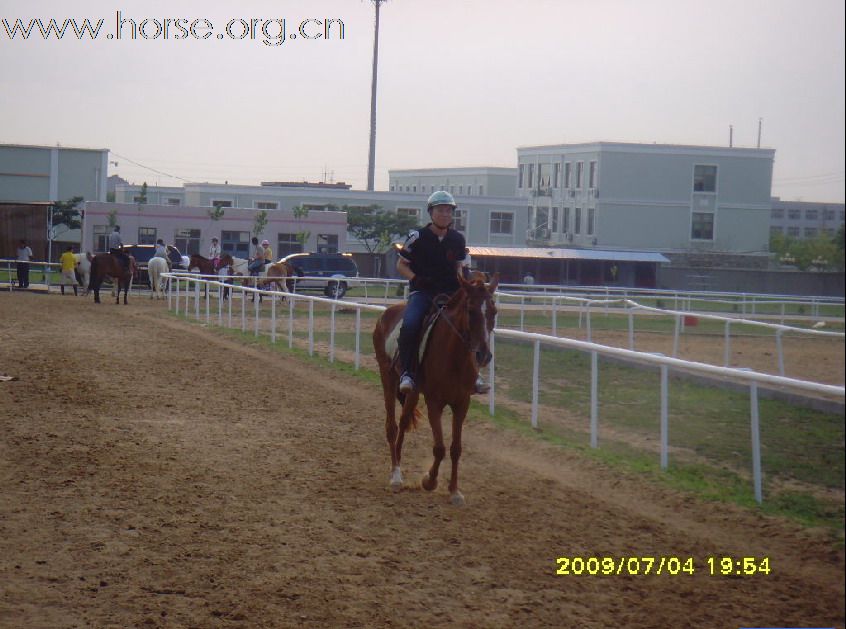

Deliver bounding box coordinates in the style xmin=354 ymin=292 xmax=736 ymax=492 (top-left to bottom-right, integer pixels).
xmin=386 ymin=294 xmax=450 ymax=376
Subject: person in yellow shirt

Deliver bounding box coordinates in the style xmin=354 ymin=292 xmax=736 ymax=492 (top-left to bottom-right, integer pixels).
xmin=262 ymin=239 xmax=273 ymax=264
xmin=59 ymin=245 xmax=78 ymax=296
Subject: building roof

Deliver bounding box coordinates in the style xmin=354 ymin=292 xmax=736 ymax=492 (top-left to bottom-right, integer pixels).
xmin=468 ymin=246 xmax=669 ymax=263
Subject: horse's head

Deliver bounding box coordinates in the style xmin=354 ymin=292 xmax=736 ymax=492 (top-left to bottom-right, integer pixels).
xmin=457 ymin=272 xmax=498 ymax=369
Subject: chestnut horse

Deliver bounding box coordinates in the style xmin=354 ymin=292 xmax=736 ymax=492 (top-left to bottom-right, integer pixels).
xmin=373 ymin=273 xmax=498 ymax=505
xmin=88 ymin=253 xmax=136 ymax=304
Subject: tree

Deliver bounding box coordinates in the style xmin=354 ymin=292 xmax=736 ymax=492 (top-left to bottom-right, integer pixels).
xmin=50 ymin=196 xmax=84 ymax=231
xmin=137 ymin=182 xmax=148 ymax=206
xmin=770 ymin=232 xmax=843 ymax=271
xmin=346 ymin=204 xmax=419 ymax=254
xmin=292 ymin=204 xmax=311 ymax=249
xmin=252 ymin=210 xmax=269 ymax=239
xmin=207 ymin=206 xmax=225 ymax=221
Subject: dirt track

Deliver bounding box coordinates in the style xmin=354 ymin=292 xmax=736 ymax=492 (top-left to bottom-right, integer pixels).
xmin=1 ymin=292 xmax=843 ymax=629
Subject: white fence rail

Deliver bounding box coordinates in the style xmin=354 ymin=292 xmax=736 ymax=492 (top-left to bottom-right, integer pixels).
xmin=164 ymin=273 xmax=845 ymax=505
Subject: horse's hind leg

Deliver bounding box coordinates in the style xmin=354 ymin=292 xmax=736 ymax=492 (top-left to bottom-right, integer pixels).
xmin=394 ymin=392 xmax=419 ymax=487
xmin=379 ymin=362 xmax=403 ymax=488
xmin=421 ymin=402 xmax=446 ymax=492
xmin=447 ymin=399 xmax=470 ymax=506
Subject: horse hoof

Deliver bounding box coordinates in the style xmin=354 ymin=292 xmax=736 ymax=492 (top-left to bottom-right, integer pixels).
xmin=449 ymin=492 xmax=465 ymax=506
xmin=421 ymin=473 xmax=437 ymax=492
xmin=389 ymin=467 xmax=403 ymax=490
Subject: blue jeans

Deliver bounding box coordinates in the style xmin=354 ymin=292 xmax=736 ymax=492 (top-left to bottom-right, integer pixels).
xmin=398 ymin=290 xmax=435 ymax=375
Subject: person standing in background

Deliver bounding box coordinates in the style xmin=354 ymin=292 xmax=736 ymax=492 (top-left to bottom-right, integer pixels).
xmin=16 ymin=240 xmax=33 ymax=288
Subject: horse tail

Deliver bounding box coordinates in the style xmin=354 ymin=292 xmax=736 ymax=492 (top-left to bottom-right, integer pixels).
xmin=88 ymin=255 xmax=99 ymax=290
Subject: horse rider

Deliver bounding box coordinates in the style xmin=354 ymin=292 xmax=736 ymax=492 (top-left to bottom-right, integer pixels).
xmin=248 ymin=237 xmax=265 ymax=276
xmin=396 ymin=190 xmax=489 ymax=395
xmin=209 ymin=237 xmax=221 ymax=271
xmin=153 ymin=238 xmax=172 ymax=272
xmin=108 ymin=225 xmax=130 ymax=272
xmin=262 ymin=239 xmax=273 ymax=265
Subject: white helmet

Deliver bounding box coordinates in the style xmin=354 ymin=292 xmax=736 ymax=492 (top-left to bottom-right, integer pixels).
xmin=426 ymin=190 xmax=457 ymax=212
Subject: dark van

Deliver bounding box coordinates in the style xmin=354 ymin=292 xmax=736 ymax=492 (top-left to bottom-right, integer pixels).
xmin=282 ymin=252 xmax=359 ymax=298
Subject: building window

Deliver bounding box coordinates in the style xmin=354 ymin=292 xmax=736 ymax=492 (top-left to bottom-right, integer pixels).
xmin=166 ymin=198 xmax=181 ymax=206
xmin=478 ymin=185 xmax=484 ymax=195
xmin=693 ymin=165 xmax=717 ymax=192
xmin=823 ymin=208 xmax=835 ymax=220
xmin=771 ymin=208 xmax=784 ymax=219
xmin=459 ymin=186 xmax=463 ymax=195
xmin=138 ymin=227 xmax=157 ymax=245
xmin=576 ymin=162 xmax=584 ymax=189
xmin=537 ymin=163 xmax=551 ymax=189
xmin=450 ymin=186 xmax=455 ymax=194
xmin=788 ymin=209 xmax=801 ymax=220
xmin=490 ymin=212 xmax=514 ymax=235
xmin=277 ymin=233 xmax=303 ymax=257
xmin=691 ymin=212 xmax=714 ymax=240
xmin=587 ymin=208 xmax=595 ymax=235
xmin=256 ymin=201 xmax=278 ymax=210
xmin=574 ymin=208 xmax=582 ymax=234
xmin=804 ymin=227 xmax=818 ymax=238
xmin=553 ymin=163 xmax=560 ymax=188
xmin=589 ymin=161 xmax=597 ymax=188
xmin=527 ymin=164 xmax=534 ymax=188
xmin=564 ymin=162 xmax=571 ymax=188
xmin=412 ymin=185 xmax=417 ymax=193
xmin=770 ymin=226 xmax=783 ymax=237
xmin=316 ymin=233 xmax=338 ymax=253
xmin=221 ymin=230 xmax=250 ymax=256
xmin=212 ymin=200 xmax=233 ymax=208
xmin=174 ymin=228 xmax=201 ymax=255
xmin=94 ymin=225 xmax=109 ymax=252
xmin=453 ymin=208 xmax=466 ymax=232
xmin=805 ymin=209 xmax=818 ymax=220
xmin=787 ymin=226 xmax=800 ymax=237
xmin=822 ymin=228 xmax=835 ymax=237
xmin=551 ymin=207 xmax=559 ymax=232
xmin=518 ymin=165 xmax=524 ymax=188
xmin=390 ymin=185 xmax=395 ymax=191
xmin=396 ymin=207 xmax=420 ymax=223
xmin=563 ymin=208 xmax=570 ymax=233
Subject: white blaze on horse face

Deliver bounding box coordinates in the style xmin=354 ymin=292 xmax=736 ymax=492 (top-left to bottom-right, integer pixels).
xmin=481 ymin=299 xmax=490 ymax=345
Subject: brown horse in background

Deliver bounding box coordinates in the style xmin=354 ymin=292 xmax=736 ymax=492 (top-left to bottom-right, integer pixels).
xmin=88 ymin=253 xmax=136 ymax=304
xmin=372 ymin=273 xmax=499 ymax=505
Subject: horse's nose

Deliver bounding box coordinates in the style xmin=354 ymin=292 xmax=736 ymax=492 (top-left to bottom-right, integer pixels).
xmin=476 ymin=349 xmax=492 ymax=368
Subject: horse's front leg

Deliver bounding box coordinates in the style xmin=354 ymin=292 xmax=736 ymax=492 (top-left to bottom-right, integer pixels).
xmin=447 ymin=398 xmax=471 ymax=506
xmin=421 ymin=400 xmax=445 ymax=492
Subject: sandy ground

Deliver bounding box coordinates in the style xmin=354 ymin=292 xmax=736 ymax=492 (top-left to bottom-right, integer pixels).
xmin=0 ymin=291 xmax=844 ymax=629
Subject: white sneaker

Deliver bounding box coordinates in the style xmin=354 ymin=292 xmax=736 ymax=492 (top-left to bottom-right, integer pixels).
xmin=399 ymin=373 xmax=415 ymax=393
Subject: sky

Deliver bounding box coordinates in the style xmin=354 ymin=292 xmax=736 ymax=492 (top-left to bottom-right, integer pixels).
xmin=1 ymin=0 xmax=844 ymax=202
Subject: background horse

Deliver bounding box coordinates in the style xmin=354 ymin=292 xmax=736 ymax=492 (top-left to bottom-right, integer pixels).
xmin=147 ymin=256 xmax=169 ymax=299
xmin=373 ymin=273 xmax=499 ymax=505
xmin=74 ymin=252 xmax=92 ymax=295
xmin=89 ymin=253 xmax=136 ymax=304
xmin=228 ymin=256 xmax=292 ymax=299
xmin=188 ymin=253 xmax=217 ymax=277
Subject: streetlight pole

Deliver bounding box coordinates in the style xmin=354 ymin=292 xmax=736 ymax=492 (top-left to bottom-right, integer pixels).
xmin=366 ymin=0 xmax=388 ymax=191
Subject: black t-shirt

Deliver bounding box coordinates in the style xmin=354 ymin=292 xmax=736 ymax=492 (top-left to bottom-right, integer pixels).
xmin=399 ymin=224 xmax=466 ymax=293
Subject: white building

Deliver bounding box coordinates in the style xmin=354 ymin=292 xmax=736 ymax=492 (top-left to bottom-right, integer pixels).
xmin=517 ymin=142 xmax=775 ymax=257
xmin=0 ymin=143 xmax=108 ymax=204
xmin=389 ymin=167 xmax=517 ymax=198
xmin=769 ymin=198 xmax=845 ymax=240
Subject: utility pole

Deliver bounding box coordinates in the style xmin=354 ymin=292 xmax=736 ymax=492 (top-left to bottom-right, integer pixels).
xmin=367 ymin=0 xmax=388 ymax=191
xmin=757 ymin=117 xmax=762 ymax=148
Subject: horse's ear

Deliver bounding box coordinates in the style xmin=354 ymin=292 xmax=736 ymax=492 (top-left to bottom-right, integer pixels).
xmin=487 ymin=272 xmax=499 ymax=294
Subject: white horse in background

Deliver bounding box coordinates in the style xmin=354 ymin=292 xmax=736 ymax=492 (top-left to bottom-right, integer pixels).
xmin=147 ymin=256 xmax=169 ymax=299
xmin=74 ymin=252 xmax=92 ymax=295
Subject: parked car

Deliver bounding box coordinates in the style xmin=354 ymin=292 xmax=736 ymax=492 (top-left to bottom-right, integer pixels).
xmin=282 ymin=252 xmax=359 ymax=298
xmin=119 ymin=244 xmax=187 ymax=286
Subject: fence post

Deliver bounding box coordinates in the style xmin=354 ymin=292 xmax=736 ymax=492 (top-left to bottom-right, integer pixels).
xmin=723 ymin=320 xmax=731 ymax=367
xmin=660 ymin=365 xmax=668 ymax=470
xmin=590 ymin=351 xmax=598 ymax=448
xmin=776 ymin=329 xmax=785 ymax=376
xmin=750 ymin=382 xmax=763 ymax=504
xmin=552 ymin=296 xmax=558 ymax=336
xmin=288 ymin=297 xmax=295 ymax=348
xmin=205 ymin=282 xmax=210 ymax=325
xmin=240 ymin=289 xmax=246 ymax=332
xmin=586 ymin=306 xmax=592 ymax=343
xmin=488 ymin=332 xmax=496 ymax=417
xmin=271 ymin=294 xmax=277 ymax=343
xmin=520 ymin=295 xmax=525 ymax=332
xmin=308 ymin=299 xmax=314 ymax=356
xmin=627 ymin=308 xmax=634 ymax=351
xmin=531 ymin=340 xmax=540 ymax=429
xmin=329 ymin=301 xmax=336 ymax=363
xmin=194 ymin=279 xmax=200 ymax=321
xmin=355 ymin=308 xmax=361 ymax=371
xmin=672 ymin=314 xmax=681 ymax=357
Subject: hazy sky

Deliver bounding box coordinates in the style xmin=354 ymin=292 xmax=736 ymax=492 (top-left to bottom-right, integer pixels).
xmin=2 ymin=0 xmax=844 ymax=201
